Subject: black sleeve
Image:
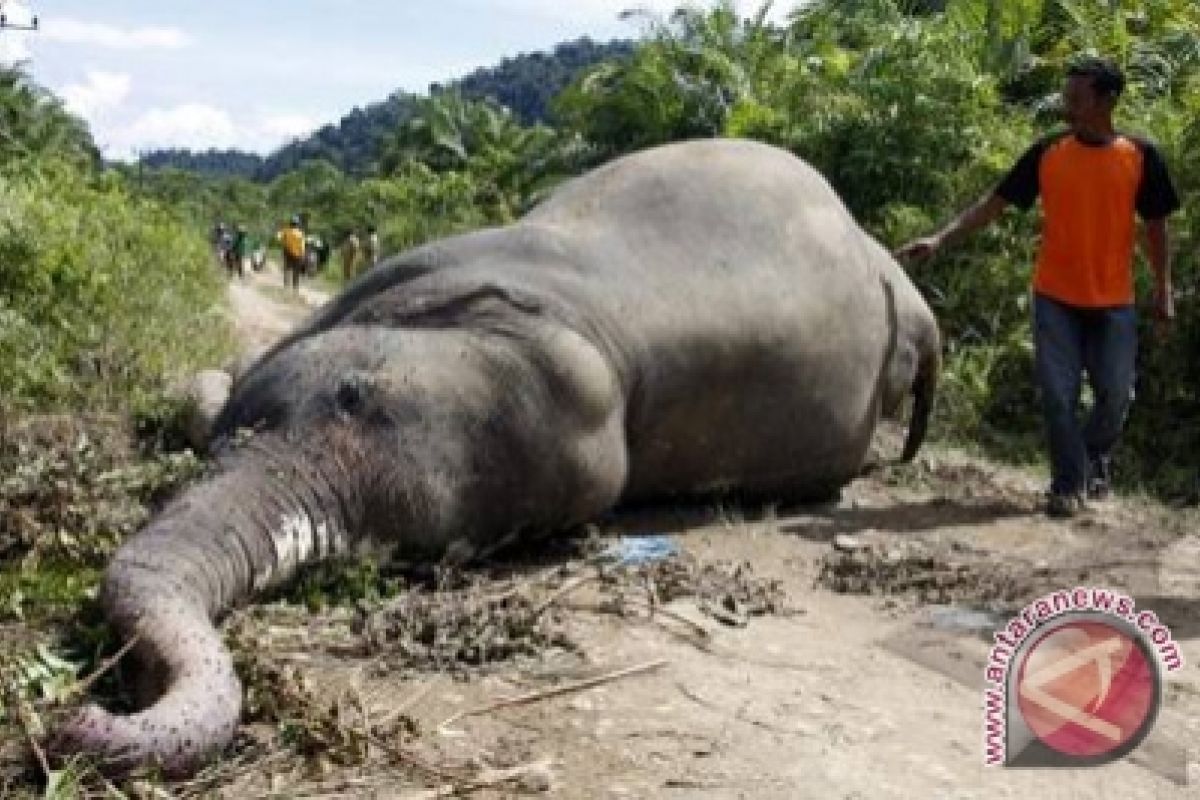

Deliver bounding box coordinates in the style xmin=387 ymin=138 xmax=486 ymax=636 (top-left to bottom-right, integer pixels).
xmin=1135 ymin=140 xmax=1181 ymax=221
xmin=994 ymin=139 xmax=1049 ymax=210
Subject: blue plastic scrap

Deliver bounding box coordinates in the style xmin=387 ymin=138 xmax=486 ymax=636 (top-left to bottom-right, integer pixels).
xmin=602 ymin=535 xmax=679 ymax=565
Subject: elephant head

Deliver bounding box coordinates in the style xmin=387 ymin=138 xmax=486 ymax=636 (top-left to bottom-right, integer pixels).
xmin=50 ymin=283 xmax=628 ymax=775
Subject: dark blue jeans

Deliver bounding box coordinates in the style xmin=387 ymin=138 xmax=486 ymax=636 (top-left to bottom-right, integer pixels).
xmin=1033 ymin=294 xmax=1137 ymax=496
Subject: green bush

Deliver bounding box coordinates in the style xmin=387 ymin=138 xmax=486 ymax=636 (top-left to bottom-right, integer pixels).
xmin=0 ymin=166 xmax=235 ymax=416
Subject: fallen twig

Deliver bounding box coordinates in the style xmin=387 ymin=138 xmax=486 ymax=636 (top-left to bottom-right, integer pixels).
xmin=352 ymin=683 xmax=370 ymax=763
xmin=175 ymin=750 xmax=293 ymax=798
xmin=367 ymin=734 xmax=464 ymax=782
xmin=566 ymin=596 xmax=711 ymax=646
xmin=664 ymin=777 xmax=727 ymax=790
xmin=626 ymin=596 xmax=711 ymax=641
xmin=13 ymin=696 xmax=68 ymax=790
xmin=437 ymin=659 xmax=669 ymax=733
xmin=25 ymin=728 xmax=50 ymax=785
xmin=376 ymin=680 xmax=435 ymax=731
xmin=399 ymin=756 xmax=554 ymax=799
xmin=482 ymin=563 xmax=570 ymax=605
xmin=675 ymin=681 xmax=720 ymax=711
xmin=528 ymin=570 xmax=598 ymax=619
xmin=70 ymin=632 xmax=142 ymax=699
xmin=281 ymin=776 xmax=377 ymax=800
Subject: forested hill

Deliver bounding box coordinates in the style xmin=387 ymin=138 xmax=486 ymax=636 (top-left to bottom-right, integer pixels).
xmin=259 ymin=37 xmax=631 ymax=179
xmin=253 ymin=88 xmax=420 ymax=181
xmin=140 ymin=148 xmax=264 ymax=177
xmin=142 ymin=37 xmax=632 ymax=181
xmin=443 ymin=37 xmax=635 ymax=124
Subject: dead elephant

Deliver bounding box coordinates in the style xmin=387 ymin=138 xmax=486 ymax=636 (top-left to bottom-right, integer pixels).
xmin=52 ymin=138 xmax=940 ymax=774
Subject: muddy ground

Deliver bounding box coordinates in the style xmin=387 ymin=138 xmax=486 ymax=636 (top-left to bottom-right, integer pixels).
xmin=203 ymin=447 xmax=1200 ymax=799
xmin=6 ymin=262 xmax=1200 ymax=798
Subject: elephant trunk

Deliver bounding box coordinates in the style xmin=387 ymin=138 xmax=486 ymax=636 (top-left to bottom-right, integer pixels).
xmin=49 ymin=438 xmax=356 ymax=776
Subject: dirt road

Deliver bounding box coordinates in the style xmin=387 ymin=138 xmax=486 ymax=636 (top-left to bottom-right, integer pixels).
xmin=211 ymin=265 xmax=1200 ymax=798
xmin=225 ymin=260 xmax=329 ymax=353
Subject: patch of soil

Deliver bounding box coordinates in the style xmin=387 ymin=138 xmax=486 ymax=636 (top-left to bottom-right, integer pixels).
xmin=207 ymin=552 xmax=795 ymax=797
xmin=596 ymin=554 xmax=793 ymax=628
xmin=357 ymin=570 xmax=582 ymax=674
xmin=225 ymin=261 xmax=328 ymax=354
xmin=816 ymin=541 xmax=1037 ymax=609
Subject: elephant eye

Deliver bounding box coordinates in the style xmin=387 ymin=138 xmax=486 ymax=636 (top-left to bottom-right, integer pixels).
xmin=334 ymin=376 xmax=366 ymax=416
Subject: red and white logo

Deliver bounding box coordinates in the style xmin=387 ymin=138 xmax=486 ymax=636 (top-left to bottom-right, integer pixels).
xmin=1016 ymin=620 xmax=1157 ymax=760
xmin=981 ymin=588 xmax=1181 ymax=768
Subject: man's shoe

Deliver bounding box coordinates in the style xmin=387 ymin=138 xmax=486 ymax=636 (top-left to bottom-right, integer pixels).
xmin=1046 ymin=492 xmax=1086 ymax=519
xmin=1087 ymin=456 xmax=1112 ymax=501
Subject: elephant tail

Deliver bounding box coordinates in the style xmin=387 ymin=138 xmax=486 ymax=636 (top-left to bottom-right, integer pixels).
xmin=900 ymin=339 xmax=939 ymax=462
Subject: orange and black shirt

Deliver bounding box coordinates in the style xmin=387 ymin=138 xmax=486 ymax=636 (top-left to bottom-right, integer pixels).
xmin=994 ymin=131 xmax=1180 ymax=308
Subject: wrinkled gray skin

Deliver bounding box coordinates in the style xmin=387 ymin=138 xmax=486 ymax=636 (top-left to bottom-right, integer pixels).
xmin=51 ymin=139 xmax=939 ymax=775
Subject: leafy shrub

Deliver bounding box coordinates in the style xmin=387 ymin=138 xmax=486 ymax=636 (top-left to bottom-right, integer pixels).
xmin=0 ymin=166 xmax=235 ymax=415
xmin=0 ymin=415 xmax=206 ymax=574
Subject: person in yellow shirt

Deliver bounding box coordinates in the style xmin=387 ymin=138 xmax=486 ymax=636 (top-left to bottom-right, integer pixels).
xmin=277 ymin=215 xmax=306 ymax=291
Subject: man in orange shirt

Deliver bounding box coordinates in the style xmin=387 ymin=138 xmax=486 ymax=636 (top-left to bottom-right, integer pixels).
xmin=897 ymin=57 xmax=1180 ymax=518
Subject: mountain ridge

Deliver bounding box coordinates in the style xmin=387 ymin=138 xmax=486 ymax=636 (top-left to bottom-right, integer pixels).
xmin=141 ymin=37 xmax=634 ymax=181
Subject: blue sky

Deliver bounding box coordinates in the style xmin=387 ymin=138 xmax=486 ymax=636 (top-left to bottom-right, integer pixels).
xmin=0 ymin=1 xmax=793 ymax=160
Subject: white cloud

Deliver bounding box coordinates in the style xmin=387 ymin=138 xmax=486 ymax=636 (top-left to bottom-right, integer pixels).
xmin=41 ymin=17 xmax=189 ymax=50
xmin=493 ymin=0 xmax=680 ymax=17
xmin=123 ymin=103 xmax=238 ymax=152
xmin=0 ymin=1 xmax=35 ymax=63
xmin=489 ymin=0 xmax=794 ymax=27
xmin=61 ymin=70 xmax=132 ymax=118
xmin=258 ymin=113 xmax=319 ymax=143
xmin=100 ymin=104 xmax=319 ymax=159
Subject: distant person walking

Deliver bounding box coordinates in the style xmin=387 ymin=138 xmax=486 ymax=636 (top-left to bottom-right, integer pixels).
xmin=896 ymin=57 xmax=1180 ymax=519
xmin=340 ymin=231 xmax=361 ymax=282
xmin=227 ymin=224 xmax=248 ymax=278
xmin=278 ymin=216 xmax=306 ymax=292
xmin=363 ymin=225 xmax=380 ymax=270
xmin=212 ymin=222 xmax=230 ymax=267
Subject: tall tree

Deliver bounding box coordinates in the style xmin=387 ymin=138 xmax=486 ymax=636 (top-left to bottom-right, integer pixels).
xmin=0 ymin=66 xmax=96 ymax=171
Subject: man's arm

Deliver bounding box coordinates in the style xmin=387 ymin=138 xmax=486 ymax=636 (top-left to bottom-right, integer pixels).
xmin=1143 ymin=218 xmax=1174 ymax=322
xmin=894 ymin=193 xmax=1010 ymax=263
xmin=1133 ymin=138 xmax=1179 ymax=328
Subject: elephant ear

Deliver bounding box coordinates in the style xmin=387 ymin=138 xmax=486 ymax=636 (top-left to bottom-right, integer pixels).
xmin=382 ymin=283 xmax=620 ymax=427
xmin=344 ymin=280 xmax=544 ymax=330
xmin=350 ymin=279 xmax=621 ymax=429
xmin=524 ymin=322 xmax=620 ymax=427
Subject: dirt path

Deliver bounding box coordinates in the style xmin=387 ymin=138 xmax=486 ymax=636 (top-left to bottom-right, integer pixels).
xmin=225 ymin=260 xmax=330 ymax=354
xmin=214 ymin=270 xmax=1200 ymax=798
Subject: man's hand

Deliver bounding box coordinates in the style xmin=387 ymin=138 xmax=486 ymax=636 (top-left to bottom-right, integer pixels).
xmin=1142 ymin=218 xmax=1173 ymax=342
xmin=894 ymin=235 xmax=943 ymax=264
xmin=1152 ymin=282 xmax=1175 ymax=341
xmin=893 ymin=194 xmax=1009 ymax=267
